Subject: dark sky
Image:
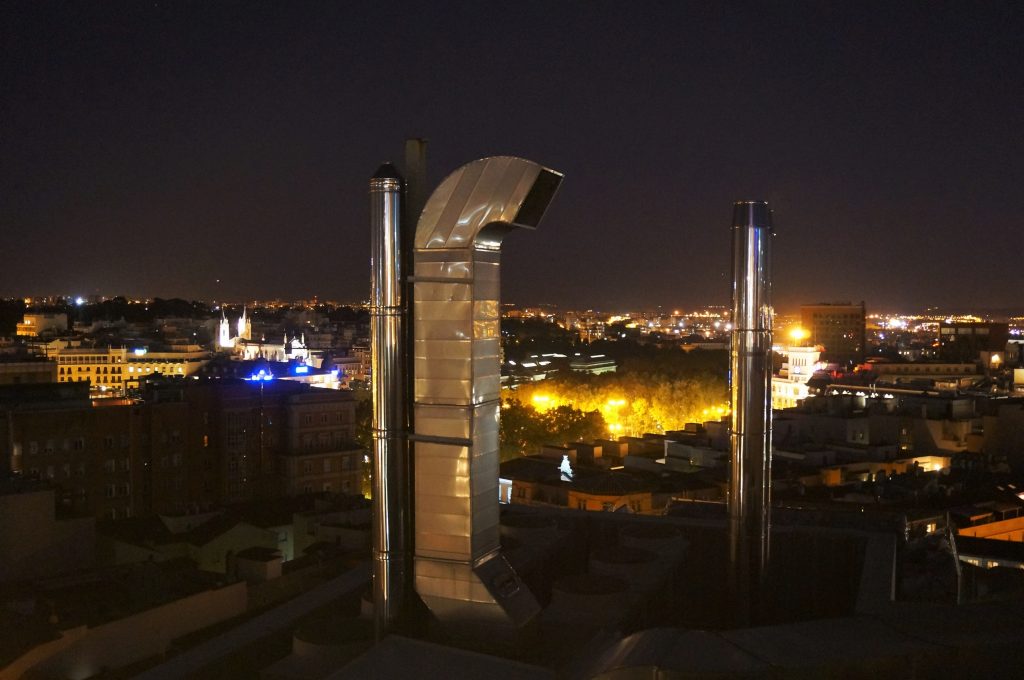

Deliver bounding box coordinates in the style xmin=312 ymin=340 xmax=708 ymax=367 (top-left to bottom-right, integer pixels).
xmin=2 ymin=2 xmax=1022 ymax=314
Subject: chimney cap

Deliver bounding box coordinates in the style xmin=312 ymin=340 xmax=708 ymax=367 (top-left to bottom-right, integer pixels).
xmin=732 ymin=200 xmax=772 ymax=230
xmin=372 ymin=163 xmax=404 ymax=181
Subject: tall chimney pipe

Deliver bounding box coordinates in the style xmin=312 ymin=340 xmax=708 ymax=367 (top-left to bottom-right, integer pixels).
xmin=728 ymin=200 xmax=773 ymax=626
xmin=369 ymin=163 xmax=411 ymax=638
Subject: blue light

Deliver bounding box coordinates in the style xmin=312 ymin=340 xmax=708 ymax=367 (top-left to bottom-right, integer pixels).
xmin=295 ymin=365 xmax=309 ymax=374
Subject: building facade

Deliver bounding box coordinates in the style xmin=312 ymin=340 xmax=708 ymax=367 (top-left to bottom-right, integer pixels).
xmin=801 ymin=302 xmax=866 ymax=364
xmin=939 ymin=321 xmax=1009 ymax=363
xmin=54 ymin=347 xmax=128 ymax=396
xmin=0 ymin=380 xmax=364 ymax=519
xmin=771 ymin=345 xmax=823 ymax=410
xmin=16 ymin=312 xmax=68 ymax=337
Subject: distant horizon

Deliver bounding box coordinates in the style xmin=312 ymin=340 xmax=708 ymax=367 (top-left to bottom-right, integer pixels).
xmin=6 ymin=293 xmax=1024 ymax=321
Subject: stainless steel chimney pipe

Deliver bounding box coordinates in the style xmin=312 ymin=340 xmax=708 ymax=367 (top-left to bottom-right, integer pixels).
xmin=728 ymin=200 xmax=774 ymax=626
xmin=369 ymin=163 xmax=411 ymax=638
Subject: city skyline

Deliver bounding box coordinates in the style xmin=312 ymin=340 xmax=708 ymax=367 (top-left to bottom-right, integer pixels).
xmin=3 ymin=4 xmax=1022 ymax=311
xmin=7 ymin=292 xmax=1024 ymax=321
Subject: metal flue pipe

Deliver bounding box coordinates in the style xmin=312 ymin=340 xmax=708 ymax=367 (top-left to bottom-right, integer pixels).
xmin=369 ymin=163 xmax=411 ymax=638
xmin=728 ymin=200 xmax=774 ymax=626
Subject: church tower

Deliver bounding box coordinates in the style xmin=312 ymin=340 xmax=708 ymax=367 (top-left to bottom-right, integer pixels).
xmin=218 ymin=311 xmax=233 ymax=349
xmin=237 ymin=306 xmax=252 ymax=341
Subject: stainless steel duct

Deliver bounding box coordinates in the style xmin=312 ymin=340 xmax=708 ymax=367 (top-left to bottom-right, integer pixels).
xmin=369 ymin=163 xmax=412 ymax=638
xmin=411 ymin=156 xmax=562 ymax=644
xmin=728 ymin=200 xmax=774 ymax=626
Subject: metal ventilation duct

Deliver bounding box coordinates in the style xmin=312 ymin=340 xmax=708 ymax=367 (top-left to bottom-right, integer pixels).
xmin=411 ymin=156 xmax=562 ymax=643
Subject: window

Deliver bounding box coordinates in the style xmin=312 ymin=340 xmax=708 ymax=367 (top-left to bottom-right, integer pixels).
xmin=302 ymin=414 xmax=313 ymax=426
xmin=28 ymin=441 xmax=38 ymax=455
xmin=324 ymin=459 xmax=332 ymax=473
xmin=303 ymin=460 xmax=313 ymax=474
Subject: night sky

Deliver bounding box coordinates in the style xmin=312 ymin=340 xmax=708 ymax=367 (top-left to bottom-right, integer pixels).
xmin=2 ymin=2 xmax=1022 ymax=314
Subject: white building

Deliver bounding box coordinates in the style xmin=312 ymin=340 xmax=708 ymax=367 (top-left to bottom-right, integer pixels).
xmin=772 ymin=345 xmax=824 ymax=410
xmin=218 ymin=307 xmax=253 ymax=350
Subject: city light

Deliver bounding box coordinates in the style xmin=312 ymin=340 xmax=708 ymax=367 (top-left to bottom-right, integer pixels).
xmin=788 ymin=327 xmax=808 ymax=343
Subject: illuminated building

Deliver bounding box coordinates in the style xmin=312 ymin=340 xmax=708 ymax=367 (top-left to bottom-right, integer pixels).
xmin=237 ymin=333 xmax=310 ymax=364
xmin=15 ymin=312 xmax=68 ymax=337
xmin=237 ymin=306 xmax=252 ymax=340
xmin=800 ymin=302 xmax=866 ymax=364
xmin=53 ymin=347 xmax=127 ymax=396
xmin=218 ymin=310 xmax=233 ymax=349
xmin=771 ymin=344 xmax=823 ymax=409
xmin=217 ymin=307 xmax=253 ymax=350
xmin=570 ymin=353 xmax=617 ymax=375
xmin=350 ymin=344 xmax=371 ymax=382
xmin=123 ymin=347 xmax=211 ymax=391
